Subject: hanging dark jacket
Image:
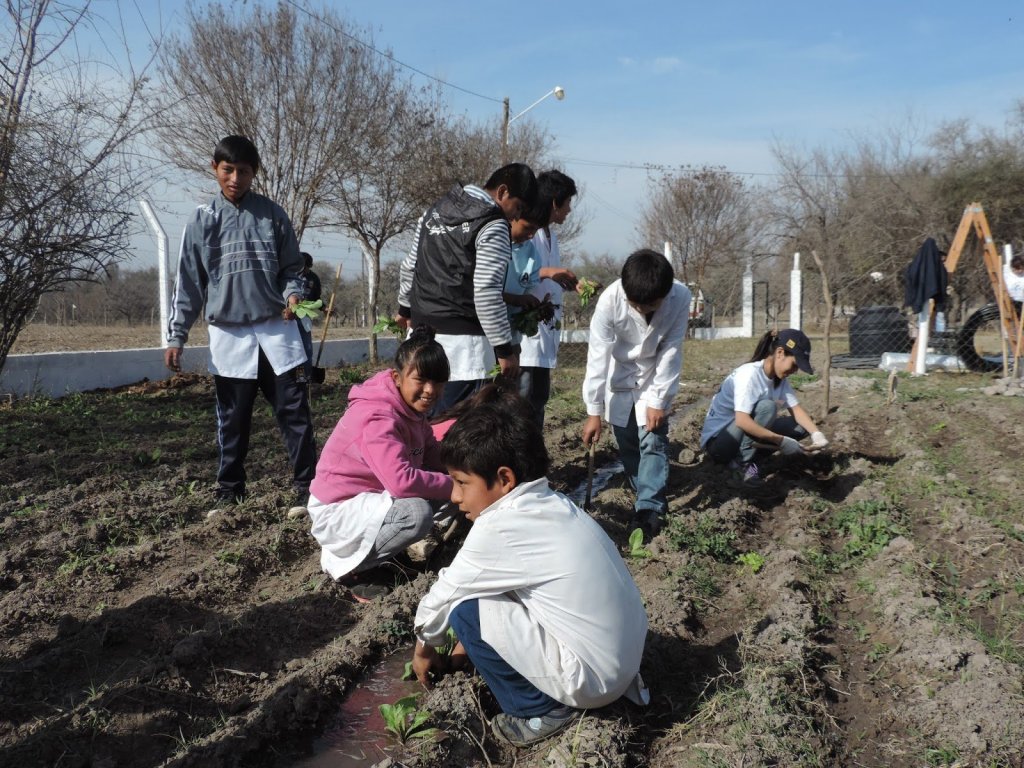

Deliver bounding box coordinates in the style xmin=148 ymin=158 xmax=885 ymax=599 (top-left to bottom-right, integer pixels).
xmin=904 ymin=237 xmax=947 ymax=314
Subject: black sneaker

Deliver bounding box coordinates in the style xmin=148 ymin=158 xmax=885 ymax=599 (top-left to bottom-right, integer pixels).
xmin=631 ymin=509 xmax=663 ymax=542
xmin=208 ymin=490 xmax=244 ymax=518
xmin=491 ymin=705 xmax=579 ymax=747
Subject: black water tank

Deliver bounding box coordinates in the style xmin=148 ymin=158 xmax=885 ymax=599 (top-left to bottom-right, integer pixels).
xmin=849 ymin=306 xmax=912 ymax=357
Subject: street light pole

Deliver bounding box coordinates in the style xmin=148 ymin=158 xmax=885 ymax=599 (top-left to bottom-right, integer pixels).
xmin=502 ymin=86 xmax=565 ymax=164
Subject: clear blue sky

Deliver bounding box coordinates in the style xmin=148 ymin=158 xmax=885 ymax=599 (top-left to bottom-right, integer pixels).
xmin=98 ymin=0 xmax=1024 ymax=272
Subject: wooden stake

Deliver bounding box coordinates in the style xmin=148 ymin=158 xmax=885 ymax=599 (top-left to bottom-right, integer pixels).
xmin=314 ymin=262 xmax=342 ymax=369
xmin=584 ymin=442 xmax=596 ymax=509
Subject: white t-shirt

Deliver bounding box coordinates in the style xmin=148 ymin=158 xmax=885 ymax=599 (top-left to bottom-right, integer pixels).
xmin=1004 ymin=263 xmax=1024 ymax=303
xmin=700 ymin=360 xmax=799 ymax=448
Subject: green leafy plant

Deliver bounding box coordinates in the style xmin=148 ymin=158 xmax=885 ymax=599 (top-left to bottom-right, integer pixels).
xmin=628 ymin=528 xmax=652 ymax=558
xmin=736 ymin=551 xmax=766 ymax=574
xmin=291 ymin=299 xmax=323 ymax=319
xmin=667 ymin=514 xmax=738 ymax=562
xmin=577 ymin=278 xmax=599 ymax=307
xmin=379 ymin=694 xmax=437 ymax=743
xmin=372 ymin=316 xmax=405 ymax=338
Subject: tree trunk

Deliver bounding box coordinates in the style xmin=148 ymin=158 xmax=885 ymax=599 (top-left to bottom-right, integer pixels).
xmin=810 ymin=250 xmax=832 ymax=417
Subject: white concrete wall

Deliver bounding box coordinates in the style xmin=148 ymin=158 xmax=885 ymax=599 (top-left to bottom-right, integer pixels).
xmin=0 ymin=337 xmax=401 ymax=398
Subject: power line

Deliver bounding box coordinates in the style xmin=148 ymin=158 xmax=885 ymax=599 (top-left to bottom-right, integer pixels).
xmin=283 ymin=0 xmax=503 ymax=104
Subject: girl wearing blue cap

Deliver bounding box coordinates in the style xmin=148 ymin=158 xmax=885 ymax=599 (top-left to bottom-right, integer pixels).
xmin=699 ymin=328 xmax=828 ymax=489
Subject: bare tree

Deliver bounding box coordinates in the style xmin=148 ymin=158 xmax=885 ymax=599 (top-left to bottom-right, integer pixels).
xmin=0 ymin=0 xmax=158 ymax=373
xmin=155 ymin=1 xmax=381 ymax=241
xmin=639 ymin=166 xmax=755 ymax=313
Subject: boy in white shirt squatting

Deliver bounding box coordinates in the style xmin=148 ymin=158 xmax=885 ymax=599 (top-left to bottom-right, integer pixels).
xmin=582 ymin=249 xmax=691 ymax=541
xmin=412 ymin=398 xmax=649 ymax=748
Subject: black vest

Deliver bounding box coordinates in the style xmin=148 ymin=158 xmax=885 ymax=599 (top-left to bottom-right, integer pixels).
xmin=409 ymin=185 xmax=505 ymax=335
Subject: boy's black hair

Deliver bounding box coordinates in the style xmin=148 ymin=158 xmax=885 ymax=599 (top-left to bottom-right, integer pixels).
xmin=301 ymin=251 xmax=313 ymax=269
xmin=1012 ymin=255 xmax=1024 ymax=271
xmin=538 ymin=169 xmax=577 ymax=207
xmin=520 ymin=192 xmax=552 ymax=228
xmin=621 ymin=249 xmax=674 ymax=305
xmin=484 ymin=163 xmax=538 ymax=207
xmin=440 ymin=396 xmax=548 ymax=486
xmin=214 ymin=135 xmax=260 ymax=172
xmin=395 ymin=325 xmax=450 ymax=382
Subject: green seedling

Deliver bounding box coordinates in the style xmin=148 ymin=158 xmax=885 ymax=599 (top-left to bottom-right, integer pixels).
xmin=291 ymin=299 xmax=323 ymax=319
xmin=577 ymin=278 xmax=599 ymax=307
xmin=736 ymin=551 xmax=766 ymax=574
xmin=372 ymin=316 xmax=405 ymax=338
xmin=379 ymin=694 xmax=437 ymax=743
xmin=487 ymin=362 xmax=502 ymax=379
xmin=628 ymin=528 xmax=652 ymax=558
xmin=401 ymin=628 xmax=458 ymax=681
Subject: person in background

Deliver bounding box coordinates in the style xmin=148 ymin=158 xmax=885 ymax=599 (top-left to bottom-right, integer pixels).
xmin=700 ymin=328 xmax=828 ymax=491
xmin=517 ymin=170 xmax=579 ymax=429
xmin=396 ymin=164 xmax=538 ymax=414
xmin=581 ymin=250 xmax=690 ymax=541
xmin=1003 ymin=254 xmax=1024 ymax=317
xmin=164 ymin=135 xmax=316 ymax=517
xmin=298 ymin=252 xmax=322 ymax=379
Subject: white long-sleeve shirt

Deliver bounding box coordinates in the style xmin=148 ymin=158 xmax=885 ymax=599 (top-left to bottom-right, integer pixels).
xmin=414 ymin=477 xmax=648 ymax=709
xmin=582 ymin=280 xmax=691 ymax=428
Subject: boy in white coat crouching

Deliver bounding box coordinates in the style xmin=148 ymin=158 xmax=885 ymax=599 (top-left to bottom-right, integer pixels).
xmin=412 ymin=396 xmax=649 ymax=747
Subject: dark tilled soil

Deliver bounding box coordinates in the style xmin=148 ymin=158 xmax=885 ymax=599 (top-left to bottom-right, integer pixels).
xmin=2 ymin=331 xmax=1023 ymax=768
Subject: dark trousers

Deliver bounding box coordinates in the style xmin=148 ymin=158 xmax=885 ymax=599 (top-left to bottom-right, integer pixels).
xmin=214 ymin=348 xmax=316 ymax=497
xmin=449 ymin=598 xmax=559 ymax=717
xmin=517 ymin=367 xmax=551 ymax=430
xmin=432 ymin=378 xmax=485 ymax=418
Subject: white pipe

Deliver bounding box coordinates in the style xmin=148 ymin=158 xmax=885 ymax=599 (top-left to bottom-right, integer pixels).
xmin=789 ymin=252 xmax=802 ymax=330
xmin=1005 ymin=243 xmax=1014 ymax=266
xmin=914 ymin=304 xmax=930 ymax=375
xmin=138 ymin=199 xmax=170 ymax=349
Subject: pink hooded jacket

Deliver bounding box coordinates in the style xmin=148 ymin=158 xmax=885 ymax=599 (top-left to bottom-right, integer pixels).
xmin=310 ymin=369 xmax=452 ymax=504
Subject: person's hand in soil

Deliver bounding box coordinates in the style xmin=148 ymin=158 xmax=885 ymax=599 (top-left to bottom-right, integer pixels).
xmin=412 ymin=640 xmax=443 ymax=688
xmin=583 ymin=414 xmax=602 ymax=446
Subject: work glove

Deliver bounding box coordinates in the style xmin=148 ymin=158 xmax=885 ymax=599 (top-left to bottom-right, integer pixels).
xmin=778 ymin=435 xmax=805 ymax=456
xmin=810 ymin=431 xmax=829 ymax=450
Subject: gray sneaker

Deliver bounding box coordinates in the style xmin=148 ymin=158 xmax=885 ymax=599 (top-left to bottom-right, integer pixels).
xmin=491 ymin=705 xmax=579 ymax=747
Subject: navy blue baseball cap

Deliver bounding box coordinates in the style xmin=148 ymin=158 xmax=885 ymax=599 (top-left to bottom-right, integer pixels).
xmin=777 ymin=329 xmax=813 ymax=374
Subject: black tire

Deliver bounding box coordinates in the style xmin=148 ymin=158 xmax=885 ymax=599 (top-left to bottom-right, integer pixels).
xmin=956 ymin=304 xmax=1003 ymax=373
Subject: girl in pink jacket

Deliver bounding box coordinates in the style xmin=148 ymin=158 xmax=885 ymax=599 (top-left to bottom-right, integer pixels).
xmin=308 ymin=327 xmax=451 ymax=599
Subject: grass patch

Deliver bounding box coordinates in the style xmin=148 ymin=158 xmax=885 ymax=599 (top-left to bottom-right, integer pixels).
xmin=667 ymin=514 xmax=738 ymax=562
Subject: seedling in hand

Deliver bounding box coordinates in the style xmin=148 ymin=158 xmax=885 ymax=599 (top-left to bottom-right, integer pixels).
xmin=290 ymin=299 xmax=322 ymax=319
xmin=372 ymin=317 xmax=405 ymax=338
xmin=577 ymin=278 xmax=600 ymax=308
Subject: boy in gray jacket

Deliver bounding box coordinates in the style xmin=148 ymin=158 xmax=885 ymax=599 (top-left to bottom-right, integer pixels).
xmin=164 ymin=135 xmax=316 ymax=514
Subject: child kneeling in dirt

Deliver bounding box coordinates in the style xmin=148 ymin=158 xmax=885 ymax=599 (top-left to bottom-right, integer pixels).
xmin=412 ymin=398 xmax=649 ymax=747
xmin=700 ymin=328 xmax=828 ymax=490
xmin=307 ymin=327 xmax=452 ymax=601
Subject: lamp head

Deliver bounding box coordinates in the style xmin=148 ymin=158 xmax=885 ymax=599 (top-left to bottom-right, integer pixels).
xmin=553 ymin=86 xmax=565 ymax=100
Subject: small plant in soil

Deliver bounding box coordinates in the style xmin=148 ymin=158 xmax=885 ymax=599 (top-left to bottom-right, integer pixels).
xmin=379 ymin=694 xmax=438 ymax=743
xmin=627 ymin=528 xmax=652 ymax=558
xmin=736 ymin=551 xmax=766 ymax=574
xmin=667 ymin=514 xmax=738 ymax=562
